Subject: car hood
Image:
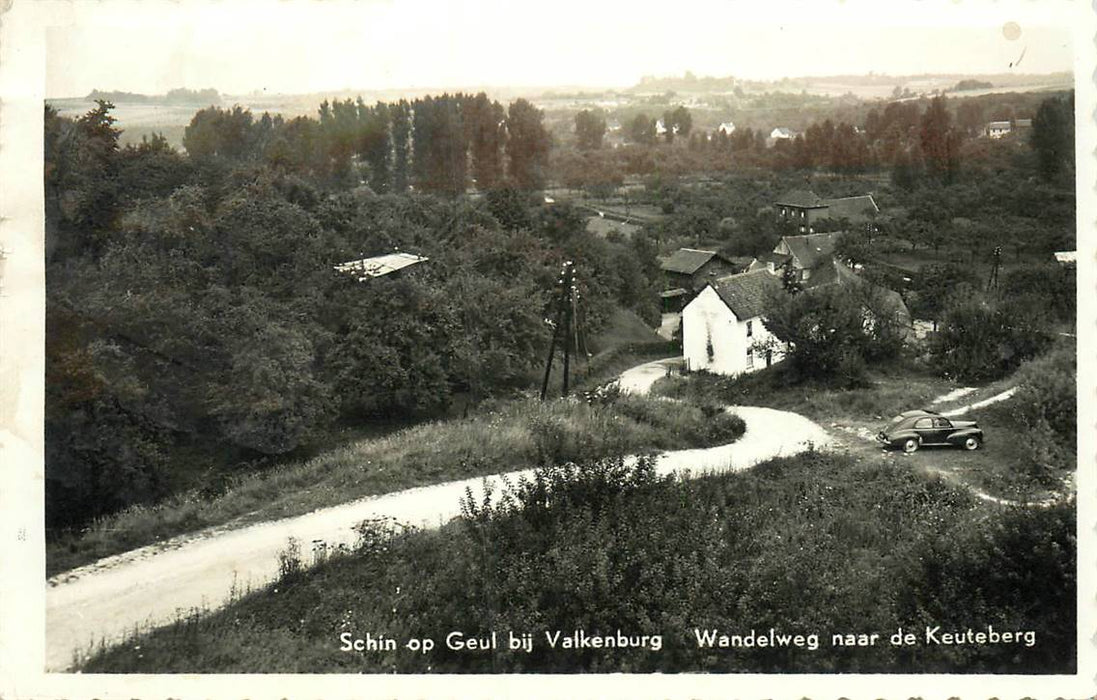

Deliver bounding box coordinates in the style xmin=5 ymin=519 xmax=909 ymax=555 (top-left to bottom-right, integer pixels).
xmin=949 ymin=419 xmax=978 ymax=429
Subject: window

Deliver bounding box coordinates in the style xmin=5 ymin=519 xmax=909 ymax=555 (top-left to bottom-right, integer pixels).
xmin=914 ymin=418 xmax=933 ymax=429
xmin=746 ymin=347 xmax=754 ymax=368
xmin=781 ymin=207 xmax=787 ymax=217
xmin=802 ymin=269 xmax=811 ymax=280
xmin=800 ymin=210 xmax=805 ymax=218
xmin=933 ymin=417 xmax=951 ymax=429
xmin=746 ymin=320 xmax=753 ymax=337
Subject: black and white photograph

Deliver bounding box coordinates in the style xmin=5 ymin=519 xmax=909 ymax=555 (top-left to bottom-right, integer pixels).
xmin=0 ymin=0 xmax=1093 ymax=696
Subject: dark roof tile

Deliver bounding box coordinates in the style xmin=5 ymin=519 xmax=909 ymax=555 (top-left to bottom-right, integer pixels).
xmin=710 ymin=270 xmax=783 ymax=319
xmin=661 ymin=248 xmax=719 ymax=275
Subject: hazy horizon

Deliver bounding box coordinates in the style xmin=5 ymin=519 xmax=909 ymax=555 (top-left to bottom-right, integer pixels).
xmin=45 ymin=0 xmax=1075 ymax=100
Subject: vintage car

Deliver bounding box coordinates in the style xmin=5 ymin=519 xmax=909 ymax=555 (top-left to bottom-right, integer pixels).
xmin=875 ymin=409 xmax=983 ymax=453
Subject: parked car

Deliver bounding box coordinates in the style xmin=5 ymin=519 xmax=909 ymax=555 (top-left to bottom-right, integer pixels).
xmin=876 ymin=409 xmax=983 ymax=453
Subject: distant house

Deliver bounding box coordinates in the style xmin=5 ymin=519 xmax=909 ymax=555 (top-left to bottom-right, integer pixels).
xmin=334 ymin=252 xmax=428 ymax=281
xmin=1054 ymin=250 xmax=1077 ymax=268
xmin=986 ymin=121 xmax=1012 ymax=138
xmin=682 ymin=270 xmax=786 ymax=375
xmin=774 ymin=191 xmax=879 ymax=234
xmin=1014 ymin=118 xmax=1033 ymax=130
xmin=717 ymin=121 xmax=736 ymax=135
xmin=770 ymin=127 xmax=795 ymax=141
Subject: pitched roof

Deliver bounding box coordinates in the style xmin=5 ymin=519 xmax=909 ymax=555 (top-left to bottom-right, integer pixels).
xmin=710 ymin=270 xmax=783 ymax=320
xmin=820 ymin=194 xmax=878 ymax=223
xmin=987 ymin=121 xmax=1011 ymax=129
xmin=334 ymin=252 xmax=428 ymax=280
xmin=775 ymin=189 xmax=825 ymax=208
xmin=832 ymin=264 xmax=911 ymax=321
xmin=661 ymin=248 xmax=720 ymax=275
xmin=781 ymin=231 xmax=841 ymax=269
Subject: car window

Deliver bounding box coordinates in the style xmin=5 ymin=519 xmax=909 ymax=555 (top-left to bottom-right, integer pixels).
xmin=914 ymin=418 xmax=933 ymax=429
xmin=933 ymin=417 xmax=951 ymax=428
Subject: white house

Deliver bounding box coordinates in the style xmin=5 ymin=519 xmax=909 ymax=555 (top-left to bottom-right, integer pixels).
xmin=682 ymin=270 xmax=786 ymax=376
xmin=717 ymin=121 xmax=736 ymax=135
xmin=986 ymin=121 xmax=1011 ymax=138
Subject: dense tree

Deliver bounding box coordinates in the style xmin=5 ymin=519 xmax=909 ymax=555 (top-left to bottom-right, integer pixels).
xmin=574 ymin=109 xmax=607 ymax=151
xmin=467 ymin=93 xmax=506 ymax=190
xmin=390 ymin=100 xmax=412 ymax=193
xmin=628 ymin=113 xmax=656 ymax=145
xmin=505 ymin=98 xmax=551 ymax=191
xmin=1031 ymin=93 xmax=1074 ymax=181
xmin=919 ymin=96 xmax=961 ymax=183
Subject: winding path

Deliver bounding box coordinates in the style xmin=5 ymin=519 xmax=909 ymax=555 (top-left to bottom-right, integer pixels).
xmin=46 ymin=357 xmax=831 ymax=671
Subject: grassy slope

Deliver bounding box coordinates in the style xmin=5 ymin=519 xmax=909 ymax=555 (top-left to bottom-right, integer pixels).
xmin=49 ymin=394 xmax=742 ymax=576
xmin=653 ymin=356 xmax=1072 ymax=502
xmin=80 ymin=450 xmax=1076 ymax=674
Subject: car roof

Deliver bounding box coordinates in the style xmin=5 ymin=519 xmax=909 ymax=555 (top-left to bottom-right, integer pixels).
xmin=899 ymin=409 xmax=941 ymax=418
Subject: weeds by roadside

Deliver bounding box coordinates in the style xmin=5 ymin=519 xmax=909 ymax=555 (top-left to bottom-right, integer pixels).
xmin=50 ymin=392 xmax=742 ymax=577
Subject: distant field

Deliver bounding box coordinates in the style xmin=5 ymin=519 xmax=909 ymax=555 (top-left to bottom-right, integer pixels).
xmin=48 ymin=96 xmax=320 ymax=148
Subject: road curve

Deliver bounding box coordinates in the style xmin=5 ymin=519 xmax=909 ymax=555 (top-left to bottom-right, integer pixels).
xmin=46 ymin=359 xmax=830 ymax=671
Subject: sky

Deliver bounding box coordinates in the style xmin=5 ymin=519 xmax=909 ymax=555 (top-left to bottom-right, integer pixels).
xmin=43 ymin=0 xmax=1077 ymax=98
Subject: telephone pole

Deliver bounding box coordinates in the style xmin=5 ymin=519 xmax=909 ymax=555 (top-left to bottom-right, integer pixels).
xmin=540 ymin=260 xmax=577 ymax=401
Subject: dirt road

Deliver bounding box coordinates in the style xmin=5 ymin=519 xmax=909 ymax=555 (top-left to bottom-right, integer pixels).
xmin=46 ymin=358 xmax=830 ymax=671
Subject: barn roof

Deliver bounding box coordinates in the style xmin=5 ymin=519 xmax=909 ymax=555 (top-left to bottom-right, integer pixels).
xmin=775 ymin=189 xmax=826 ymax=208
xmin=661 ymin=248 xmax=721 ymax=275
xmin=334 ymin=252 xmax=428 ymax=280
xmin=710 ymin=270 xmax=782 ymax=320
xmin=781 ymin=231 xmax=841 ymax=269
xmin=820 ymin=194 xmax=878 ymax=223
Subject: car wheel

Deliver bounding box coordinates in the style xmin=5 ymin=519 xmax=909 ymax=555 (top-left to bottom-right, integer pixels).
xmin=963 ymin=436 xmax=981 ymax=451
xmin=902 ymin=437 xmax=920 ymax=454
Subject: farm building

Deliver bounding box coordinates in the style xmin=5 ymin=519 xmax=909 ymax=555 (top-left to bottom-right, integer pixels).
xmin=334 ymin=252 xmax=428 ymax=281
xmin=774 ymin=191 xmax=878 ymax=234
xmin=986 ymin=121 xmax=1012 ymax=138
xmin=659 ymin=248 xmax=753 ymax=312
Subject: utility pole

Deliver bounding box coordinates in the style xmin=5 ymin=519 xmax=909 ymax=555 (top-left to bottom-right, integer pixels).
xmin=540 ymin=261 xmax=577 ymax=401
xmin=987 ymin=245 xmax=1002 ymax=293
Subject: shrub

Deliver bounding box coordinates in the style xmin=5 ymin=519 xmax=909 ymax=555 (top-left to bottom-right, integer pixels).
xmin=1008 ymin=343 xmax=1076 ymax=483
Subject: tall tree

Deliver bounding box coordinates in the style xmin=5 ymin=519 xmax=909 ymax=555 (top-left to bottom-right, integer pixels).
xmin=505 ymin=98 xmax=551 ymax=191
xmin=390 ymin=100 xmax=411 ymax=193
xmin=574 ymin=109 xmax=607 ymax=151
xmin=628 ymin=112 xmax=656 ymax=145
xmin=467 ymin=93 xmax=506 ymax=190
xmin=919 ymin=96 xmax=960 ymax=184
xmin=1031 ymin=93 xmax=1074 ymax=181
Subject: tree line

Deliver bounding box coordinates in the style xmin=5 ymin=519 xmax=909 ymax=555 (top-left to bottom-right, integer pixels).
xmin=182 ymin=93 xmax=550 ymax=195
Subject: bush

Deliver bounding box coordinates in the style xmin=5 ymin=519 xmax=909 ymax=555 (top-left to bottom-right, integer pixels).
xmin=1008 ymin=343 xmax=1076 ymax=484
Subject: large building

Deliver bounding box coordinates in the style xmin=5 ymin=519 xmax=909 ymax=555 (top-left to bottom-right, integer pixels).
xmin=774 ymin=191 xmax=879 ymax=234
